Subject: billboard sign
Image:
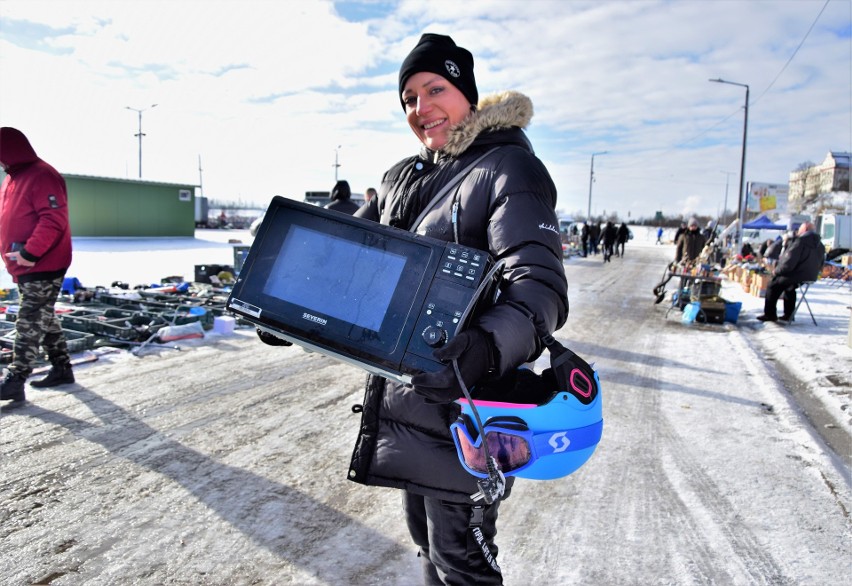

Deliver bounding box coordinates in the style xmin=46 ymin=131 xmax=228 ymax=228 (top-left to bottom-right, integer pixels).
xmin=747 ymin=182 xmax=788 ymax=214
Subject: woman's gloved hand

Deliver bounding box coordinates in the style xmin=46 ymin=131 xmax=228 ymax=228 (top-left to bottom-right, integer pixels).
xmin=411 ymin=327 xmax=495 ymax=404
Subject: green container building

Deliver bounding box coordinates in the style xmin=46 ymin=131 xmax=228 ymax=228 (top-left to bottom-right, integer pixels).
xmin=64 ymin=174 xmax=198 ymax=237
xmin=2 ymin=165 xmax=200 ymax=237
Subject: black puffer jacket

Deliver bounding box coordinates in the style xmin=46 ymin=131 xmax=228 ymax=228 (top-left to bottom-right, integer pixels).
xmin=600 ymin=222 xmax=617 ymax=246
xmin=325 ymin=180 xmax=360 ymax=215
xmin=775 ymin=230 xmax=825 ymax=282
xmin=348 ymin=91 xmax=569 ymax=502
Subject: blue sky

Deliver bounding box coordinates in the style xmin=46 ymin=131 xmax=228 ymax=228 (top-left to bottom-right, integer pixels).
xmin=1 ymin=0 xmax=850 ymax=220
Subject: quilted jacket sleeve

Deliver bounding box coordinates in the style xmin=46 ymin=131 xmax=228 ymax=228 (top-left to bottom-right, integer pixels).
xmin=474 ymin=147 xmax=569 ymax=374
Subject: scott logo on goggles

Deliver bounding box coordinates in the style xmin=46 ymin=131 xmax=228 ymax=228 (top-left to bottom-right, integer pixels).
xmin=548 ymin=432 xmax=571 ymax=453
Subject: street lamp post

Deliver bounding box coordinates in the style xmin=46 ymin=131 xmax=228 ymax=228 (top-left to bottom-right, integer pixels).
xmin=720 ymin=170 xmax=735 ymax=225
xmin=126 ymin=104 xmax=157 ymax=178
xmin=709 ymin=79 xmax=749 ymax=250
xmin=587 ymin=151 xmax=608 ymax=222
xmin=333 ymin=145 xmax=342 ymax=182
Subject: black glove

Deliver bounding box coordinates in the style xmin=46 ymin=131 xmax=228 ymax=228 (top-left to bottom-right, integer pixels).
xmin=411 ymin=327 xmax=495 ymax=404
xmin=256 ymin=328 xmax=292 ymax=347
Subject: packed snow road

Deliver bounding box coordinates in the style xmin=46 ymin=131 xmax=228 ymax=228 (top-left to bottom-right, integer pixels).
xmin=1 ymin=245 xmax=849 ymax=585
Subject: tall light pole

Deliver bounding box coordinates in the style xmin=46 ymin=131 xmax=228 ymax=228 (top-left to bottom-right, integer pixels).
xmin=720 ymin=170 xmax=736 ymax=225
xmin=709 ymin=79 xmax=749 ymax=249
xmin=333 ymin=145 xmax=342 ymax=182
xmin=126 ymin=104 xmax=157 ymax=178
xmin=198 ymin=154 xmax=204 ymax=197
xmin=587 ymin=151 xmax=608 ymax=221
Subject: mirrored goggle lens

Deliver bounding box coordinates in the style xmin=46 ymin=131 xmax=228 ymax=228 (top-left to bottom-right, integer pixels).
xmin=453 ymin=426 xmax=532 ymax=474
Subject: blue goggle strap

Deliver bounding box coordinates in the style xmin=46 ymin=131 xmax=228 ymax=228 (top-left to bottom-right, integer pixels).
xmin=457 ymin=418 xmax=604 ymax=456
xmin=530 ymin=420 xmax=603 ymax=457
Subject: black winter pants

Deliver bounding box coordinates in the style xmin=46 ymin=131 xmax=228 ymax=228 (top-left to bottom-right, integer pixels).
xmin=403 ymin=491 xmax=503 ymax=585
xmin=764 ymin=275 xmax=798 ymax=319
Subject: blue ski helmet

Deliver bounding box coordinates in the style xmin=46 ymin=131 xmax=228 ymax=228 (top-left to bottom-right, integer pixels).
xmin=452 ymin=341 xmax=603 ymax=480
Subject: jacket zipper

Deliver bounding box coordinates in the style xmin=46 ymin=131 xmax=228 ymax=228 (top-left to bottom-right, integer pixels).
xmin=451 ymin=199 xmax=460 ymax=243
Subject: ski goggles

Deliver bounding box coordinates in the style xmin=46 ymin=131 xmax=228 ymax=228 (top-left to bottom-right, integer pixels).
xmin=450 ymin=413 xmax=604 ymax=478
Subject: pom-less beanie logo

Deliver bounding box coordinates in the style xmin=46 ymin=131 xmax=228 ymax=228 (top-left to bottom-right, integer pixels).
xmin=444 ymin=60 xmax=461 ymax=78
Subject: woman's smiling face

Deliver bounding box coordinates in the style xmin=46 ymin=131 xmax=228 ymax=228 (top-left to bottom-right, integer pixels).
xmin=401 ymin=72 xmax=472 ymax=151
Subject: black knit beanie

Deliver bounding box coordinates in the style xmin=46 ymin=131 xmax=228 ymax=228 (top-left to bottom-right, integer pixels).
xmin=398 ymin=33 xmax=478 ymax=110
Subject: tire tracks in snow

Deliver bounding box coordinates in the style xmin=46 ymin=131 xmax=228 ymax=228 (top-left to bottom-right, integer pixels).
xmin=555 ymin=250 xmax=790 ymax=584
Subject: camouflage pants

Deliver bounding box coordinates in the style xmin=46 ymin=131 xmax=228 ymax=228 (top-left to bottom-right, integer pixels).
xmin=11 ymin=277 xmax=70 ymax=378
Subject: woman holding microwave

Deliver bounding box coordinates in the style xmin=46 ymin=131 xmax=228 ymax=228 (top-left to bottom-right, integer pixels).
xmin=350 ymin=33 xmax=568 ymax=585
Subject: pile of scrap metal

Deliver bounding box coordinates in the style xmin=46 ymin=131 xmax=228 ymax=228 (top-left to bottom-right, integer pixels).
xmin=0 ymin=279 xmax=245 ymax=359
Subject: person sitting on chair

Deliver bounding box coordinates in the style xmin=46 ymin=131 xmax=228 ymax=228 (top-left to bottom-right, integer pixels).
xmin=757 ymin=222 xmax=824 ymax=322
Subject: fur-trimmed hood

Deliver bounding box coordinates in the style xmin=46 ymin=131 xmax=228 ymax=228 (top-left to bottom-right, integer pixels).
xmin=442 ymin=90 xmax=534 ymax=157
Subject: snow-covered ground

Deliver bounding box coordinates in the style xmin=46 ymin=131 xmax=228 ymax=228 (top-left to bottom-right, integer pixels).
xmin=4 ymin=225 xmax=849 ymax=455
xmin=58 ymin=224 xmax=848 ymax=441
xmin=1 ymin=225 xmax=849 ymax=585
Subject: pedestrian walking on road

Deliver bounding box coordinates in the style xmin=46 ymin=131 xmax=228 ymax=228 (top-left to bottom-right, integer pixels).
xmin=351 ymin=33 xmax=568 ymax=585
xmin=589 ymin=221 xmax=601 ymax=255
xmin=600 ymin=221 xmax=617 ymax=262
xmin=616 ymin=222 xmax=630 ymax=257
xmin=0 ymin=127 xmax=75 ymax=405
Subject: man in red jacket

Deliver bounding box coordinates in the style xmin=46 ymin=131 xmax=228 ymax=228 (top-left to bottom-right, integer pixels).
xmin=0 ymin=127 xmax=74 ymax=405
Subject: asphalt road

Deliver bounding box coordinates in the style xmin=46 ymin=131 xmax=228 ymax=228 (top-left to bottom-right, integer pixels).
xmin=1 ymin=245 xmax=849 ymax=585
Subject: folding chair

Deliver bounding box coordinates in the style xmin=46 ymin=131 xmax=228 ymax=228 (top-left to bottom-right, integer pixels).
xmin=791 ymin=281 xmax=817 ymax=325
xmin=824 ymin=261 xmax=851 ymax=289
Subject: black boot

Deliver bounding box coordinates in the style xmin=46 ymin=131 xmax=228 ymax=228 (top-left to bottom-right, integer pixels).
xmin=30 ymin=364 xmax=75 ymax=388
xmin=0 ymin=370 xmax=26 ymax=402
